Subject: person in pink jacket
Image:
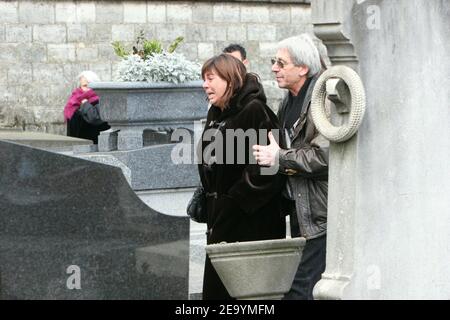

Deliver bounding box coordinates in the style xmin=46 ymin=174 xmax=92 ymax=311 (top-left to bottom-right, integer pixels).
xmin=64 ymin=71 xmax=109 ymax=144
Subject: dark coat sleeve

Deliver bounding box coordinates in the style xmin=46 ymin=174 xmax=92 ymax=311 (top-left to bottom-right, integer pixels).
xmin=278 ymin=111 xmax=329 ymax=179
xmin=226 ymin=101 xmax=285 ymax=215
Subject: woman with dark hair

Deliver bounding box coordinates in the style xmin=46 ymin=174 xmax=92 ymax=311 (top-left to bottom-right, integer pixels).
xmin=199 ymin=54 xmax=286 ymax=300
xmin=64 ymin=71 xmax=109 ymax=144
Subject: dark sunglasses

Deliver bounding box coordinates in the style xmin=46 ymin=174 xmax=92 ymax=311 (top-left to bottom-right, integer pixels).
xmin=271 ymin=58 xmax=289 ymax=69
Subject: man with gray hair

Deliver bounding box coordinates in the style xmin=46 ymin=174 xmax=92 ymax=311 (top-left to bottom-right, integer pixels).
xmin=253 ymin=33 xmax=329 ymax=300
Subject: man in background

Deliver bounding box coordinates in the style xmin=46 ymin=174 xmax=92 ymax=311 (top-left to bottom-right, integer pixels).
xmin=223 ymin=43 xmax=249 ymax=67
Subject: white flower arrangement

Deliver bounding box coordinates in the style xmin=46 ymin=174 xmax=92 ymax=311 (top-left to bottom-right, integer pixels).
xmin=115 ymin=52 xmax=201 ymax=84
xmin=112 ymin=32 xmax=201 ymax=84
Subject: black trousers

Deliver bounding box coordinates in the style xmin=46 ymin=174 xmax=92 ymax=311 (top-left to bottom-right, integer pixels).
xmin=67 ymin=110 xmax=110 ymax=144
xmin=283 ymin=211 xmax=327 ymax=300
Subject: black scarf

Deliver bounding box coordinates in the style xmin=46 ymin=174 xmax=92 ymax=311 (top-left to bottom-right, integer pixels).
xmin=283 ymin=76 xmax=312 ymax=130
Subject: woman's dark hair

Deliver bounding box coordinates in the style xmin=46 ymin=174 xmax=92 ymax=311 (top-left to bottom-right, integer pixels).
xmin=201 ymin=54 xmax=247 ymax=108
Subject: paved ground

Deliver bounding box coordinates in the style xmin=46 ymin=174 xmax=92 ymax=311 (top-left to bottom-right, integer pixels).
xmin=189 ymin=220 xmax=207 ymax=299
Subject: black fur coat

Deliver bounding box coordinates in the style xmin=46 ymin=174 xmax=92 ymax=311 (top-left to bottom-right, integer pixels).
xmin=198 ymin=73 xmax=286 ymax=300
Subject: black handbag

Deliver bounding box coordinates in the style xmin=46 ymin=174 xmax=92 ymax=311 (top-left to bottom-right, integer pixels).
xmin=79 ymin=101 xmax=104 ymax=126
xmin=187 ymin=185 xmax=207 ymax=223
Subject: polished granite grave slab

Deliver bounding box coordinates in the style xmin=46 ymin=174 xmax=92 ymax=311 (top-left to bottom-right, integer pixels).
xmin=0 ymin=128 xmax=92 ymax=151
xmin=0 ymin=140 xmax=189 ymax=299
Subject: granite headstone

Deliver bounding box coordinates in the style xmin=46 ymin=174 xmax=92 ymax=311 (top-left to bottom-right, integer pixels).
xmin=0 ymin=140 xmax=189 ymax=299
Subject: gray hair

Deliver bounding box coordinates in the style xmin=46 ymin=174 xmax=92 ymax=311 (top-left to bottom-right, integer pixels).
xmin=277 ymin=33 xmax=321 ymax=77
xmin=78 ymin=70 xmax=100 ymax=83
xmin=312 ymin=37 xmax=331 ymax=69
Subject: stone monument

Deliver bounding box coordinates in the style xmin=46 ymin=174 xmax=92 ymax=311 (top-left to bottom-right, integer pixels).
xmin=311 ymin=0 xmax=450 ymax=299
xmin=86 ymin=80 xmax=207 ymax=209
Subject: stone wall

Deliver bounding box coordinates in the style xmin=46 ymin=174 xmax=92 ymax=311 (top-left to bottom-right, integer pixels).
xmin=0 ymin=1 xmax=312 ymax=135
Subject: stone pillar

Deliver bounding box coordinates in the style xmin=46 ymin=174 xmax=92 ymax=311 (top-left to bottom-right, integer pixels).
xmin=312 ymin=0 xmax=450 ymax=299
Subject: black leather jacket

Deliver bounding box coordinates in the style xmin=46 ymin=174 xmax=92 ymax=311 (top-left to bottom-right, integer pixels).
xmin=277 ymin=74 xmax=329 ymax=239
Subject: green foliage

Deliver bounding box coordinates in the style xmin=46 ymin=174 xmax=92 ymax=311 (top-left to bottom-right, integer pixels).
xmin=112 ymin=30 xmax=184 ymax=60
xmin=168 ymin=36 xmax=184 ymax=54
xmin=111 ymin=41 xmax=128 ymax=58
xmin=143 ymin=40 xmax=163 ymax=56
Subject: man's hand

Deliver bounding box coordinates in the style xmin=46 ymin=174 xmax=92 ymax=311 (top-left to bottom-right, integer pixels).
xmin=252 ymin=131 xmax=280 ymax=166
